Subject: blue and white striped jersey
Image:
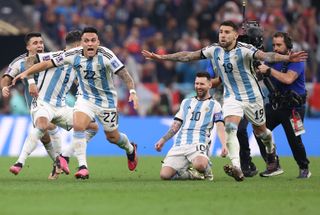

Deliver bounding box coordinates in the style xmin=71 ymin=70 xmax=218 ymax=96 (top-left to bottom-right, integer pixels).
xmin=37 ymin=52 xmax=76 ymax=107
xmin=174 ymin=97 xmax=223 ymax=147
xmin=202 ymin=42 xmax=263 ymax=103
xmin=51 ymin=46 xmax=124 ymax=108
xmin=4 ymin=53 xmax=35 ymax=108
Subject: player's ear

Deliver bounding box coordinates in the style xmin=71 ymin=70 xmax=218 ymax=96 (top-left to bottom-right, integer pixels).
xmin=208 ymin=79 xmax=212 ymax=88
xmin=97 ymin=39 xmax=100 ymax=46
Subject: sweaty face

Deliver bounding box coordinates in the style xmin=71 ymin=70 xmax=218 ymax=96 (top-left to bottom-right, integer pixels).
xmin=27 ymin=37 xmax=44 ymax=55
xmin=81 ymin=32 xmax=100 ymax=58
xmin=272 ymin=37 xmax=288 ymax=55
xmin=219 ymin=25 xmax=238 ymax=49
xmin=194 ymin=77 xmax=211 ymax=99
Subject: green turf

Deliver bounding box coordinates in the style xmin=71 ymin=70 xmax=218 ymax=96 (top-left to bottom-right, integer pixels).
xmin=0 ymin=156 xmax=319 ymax=215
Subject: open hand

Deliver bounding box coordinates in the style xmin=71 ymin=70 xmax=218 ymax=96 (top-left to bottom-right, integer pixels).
xmin=289 ymin=51 xmax=308 ymax=62
xmin=128 ymin=93 xmax=139 ymax=110
xmin=141 ymin=50 xmax=162 ymax=60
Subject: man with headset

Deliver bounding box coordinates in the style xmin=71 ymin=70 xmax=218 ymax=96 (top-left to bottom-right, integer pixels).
xmin=257 ymin=32 xmax=311 ymax=178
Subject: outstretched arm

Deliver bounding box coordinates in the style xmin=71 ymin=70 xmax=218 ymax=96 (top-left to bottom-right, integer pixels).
xmin=255 ymin=50 xmax=308 ymax=63
xmin=142 ymin=50 xmax=202 ymax=62
xmin=155 ymin=119 xmax=182 ymax=152
xmin=12 ymin=60 xmax=54 ymax=85
xmin=117 ymin=68 xmax=139 ymax=110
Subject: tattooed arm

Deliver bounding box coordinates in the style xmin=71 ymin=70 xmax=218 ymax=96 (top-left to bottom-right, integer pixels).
xmin=117 ymin=68 xmax=139 ymax=110
xmin=254 ymin=50 xmax=307 ymax=63
xmin=117 ymin=68 xmax=135 ymax=90
xmin=25 ymin=56 xmax=40 ymax=70
xmin=155 ymin=119 xmax=182 ymax=152
xmin=25 ymin=55 xmax=41 ymax=97
xmin=142 ymin=50 xmax=202 ymax=62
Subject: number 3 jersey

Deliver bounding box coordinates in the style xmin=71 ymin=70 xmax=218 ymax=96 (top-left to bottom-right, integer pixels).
xmin=201 ymin=42 xmax=263 ymax=103
xmin=173 ymin=97 xmax=223 ymax=147
xmin=51 ymin=46 xmax=124 ymax=109
xmin=37 ymin=51 xmax=76 ymax=107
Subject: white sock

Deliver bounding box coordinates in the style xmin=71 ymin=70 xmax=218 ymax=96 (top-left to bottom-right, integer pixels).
xmin=17 ymin=128 xmax=44 ymax=165
xmin=43 ymin=142 xmax=56 ymax=161
xmin=116 ymin=133 xmax=133 ymax=154
xmin=85 ymin=129 xmax=97 ymax=142
xmin=73 ymin=131 xmax=87 ymax=168
xmin=48 ymin=127 xmax=61 ymax=156
xmin=61 ymin=143 xmax=74 ymax=158
xmin=257 ymin=129 xmax=275 ymax=154
xmin=225 ymin=123 xmax=241 ymax=169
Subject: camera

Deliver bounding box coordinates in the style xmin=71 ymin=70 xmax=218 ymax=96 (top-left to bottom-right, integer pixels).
xmin=237 ymin=21 xmax=302 ymax=110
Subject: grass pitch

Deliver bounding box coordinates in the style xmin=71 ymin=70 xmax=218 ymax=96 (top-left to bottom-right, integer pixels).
xmin=0 ymin=156 xmax=319 ymax=215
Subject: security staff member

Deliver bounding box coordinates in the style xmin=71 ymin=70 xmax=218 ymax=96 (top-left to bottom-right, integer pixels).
xmin=257 ymin=32 xmax=311 ymax=178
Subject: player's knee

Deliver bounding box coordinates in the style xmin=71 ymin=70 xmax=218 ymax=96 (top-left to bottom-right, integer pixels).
xmin=160 ymin=172 xmax=173 ymax=180
xmin=40 ymin=132 xmax=51 ymax=144
xmin=225 ymin=122 xmax=238 ymax=134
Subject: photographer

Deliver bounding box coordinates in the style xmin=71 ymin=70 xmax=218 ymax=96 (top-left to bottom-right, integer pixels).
xmin=257 ymin=32 xmax=311 ymax=179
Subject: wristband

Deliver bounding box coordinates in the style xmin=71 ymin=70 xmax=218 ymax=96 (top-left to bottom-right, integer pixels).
xmin=129 ymin=89 xmax=136 ymax=94
xmin=266 ymin=68 xmax=271 ymax=77
xmin=27 ymin=79 xmax=35 ymax=84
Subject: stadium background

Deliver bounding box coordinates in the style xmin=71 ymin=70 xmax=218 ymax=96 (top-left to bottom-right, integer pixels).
xmin=0 ymin=0 xmax=320 ymax=157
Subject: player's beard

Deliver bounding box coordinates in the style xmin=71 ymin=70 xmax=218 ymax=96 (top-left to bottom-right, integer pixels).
xmin=196 ymin=89 xmax=207 ymax=100
xmin=219 ymin=40 xmax=233 ymax=49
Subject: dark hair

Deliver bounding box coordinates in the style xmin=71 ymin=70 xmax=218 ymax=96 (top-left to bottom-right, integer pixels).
xmin=81 ymin=27 xmax=98 ymax=36
xmin=66 ymin=30 xmax=82 ymax=45
xmin=24 ymin=32 xmax=42 ymax=45
xmin=196 ymin=72 xmax=211 ymax=80
xmin=220 ymin=20 xmax=239 ymax=31
xmin=273 ymin=32 xmax=293 ymax=49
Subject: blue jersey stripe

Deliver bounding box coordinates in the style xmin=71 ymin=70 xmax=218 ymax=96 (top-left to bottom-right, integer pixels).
xmin=86 ymin=58 xmax=102 ymax=106
xmin=175 ymin=99 xmax=191 ymax=146
xmin=74 ymin=56 xmax=89 ymax=100
xmin=56 ymin=65 xmax=73 ymax=106
xmin=20 ymin=62 xmax=32 ymax=108
xmin=224 ymin=52 xmax=241 ymax=101
xmin=199 ymin=100 xmax=214 ymax=143
xmin=43 ymin=67 xmax=63 ymax=105
xmin=235 ymin=49 xmax=256 ymax=103
xmin=213 ymin=48 xmax=230 ymax=98
xmin=186 ymin=100 xmax=203 ymax=145
xmin=98 ymin=55 xmax=115 ymax=108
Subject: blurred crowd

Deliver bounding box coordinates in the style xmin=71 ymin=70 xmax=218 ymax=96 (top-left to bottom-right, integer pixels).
xmin=1 ymin=0 xmax=320 ymax=116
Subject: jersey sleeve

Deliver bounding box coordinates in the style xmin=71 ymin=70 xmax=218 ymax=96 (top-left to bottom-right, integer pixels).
xmin=239 ymin=42 xmax=258 ymax=59
xmin=201 ymin=44 xmax=217 ymax=59
xmin=51 ymin=48 xmax=80 ymax=67
xmin=287 ymin=62 xmax=305 ymax=76
xmin=174 ymin=99 xmax=186 ymax=122
xmin=4 ymin=60 xmax=21 ymax=78
xmin=213 ymin=101 xmax=224 ymax=123
xmin=37 ymin=51 xmax=61 ymax=63
xmin=101 ymin=47 xmax=124 ymax=74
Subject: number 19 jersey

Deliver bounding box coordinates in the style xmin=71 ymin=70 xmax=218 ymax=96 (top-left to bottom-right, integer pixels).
xmin=202 ymin=42 xmax=263 ymax=103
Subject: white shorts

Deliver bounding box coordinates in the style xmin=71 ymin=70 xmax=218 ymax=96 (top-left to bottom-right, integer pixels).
xmin=74 ymin=97 xmax=118 ymax=132
xmin=30 ymin=98 xmax=73 ymax=130
xmin=223 ymin=97 xmax=266 ymax=126
xmin=162 ymin=143 xmax=209 ymax=171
